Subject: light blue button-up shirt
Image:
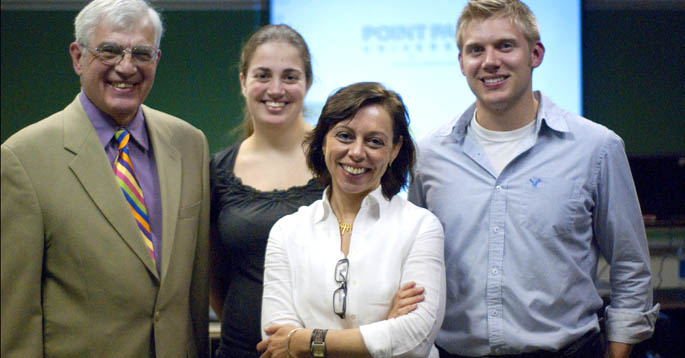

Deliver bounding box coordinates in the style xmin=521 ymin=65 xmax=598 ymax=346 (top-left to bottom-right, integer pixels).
xmin=408 ymin=91 xmax=659 ymax=355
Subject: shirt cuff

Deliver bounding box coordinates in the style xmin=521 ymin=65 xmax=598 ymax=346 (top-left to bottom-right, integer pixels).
xmin=605 ymin=303 xmax=660 ymax=344
xmin=359 ymin=320 xmax=391 ymax=357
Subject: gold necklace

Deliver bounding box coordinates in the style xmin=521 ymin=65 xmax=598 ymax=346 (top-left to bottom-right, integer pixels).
xmin=338 ymin=221 xmax=353 ymax=235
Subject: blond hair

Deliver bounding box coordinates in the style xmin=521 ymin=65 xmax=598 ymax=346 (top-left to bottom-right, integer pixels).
xmin=456 ymin=0 xmax=540 ymax=51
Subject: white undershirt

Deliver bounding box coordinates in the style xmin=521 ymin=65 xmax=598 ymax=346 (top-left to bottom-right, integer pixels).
xmin=468 ymin=111 xmax=537 ymax=175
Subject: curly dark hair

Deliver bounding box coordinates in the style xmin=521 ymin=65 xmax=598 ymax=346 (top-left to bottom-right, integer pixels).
xmin=304 ymin=82 xmax=415 ymax=199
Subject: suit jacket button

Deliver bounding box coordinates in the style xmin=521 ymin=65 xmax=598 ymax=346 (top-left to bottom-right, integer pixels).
xmin=154 ymin=311 xmax=160 ymax=322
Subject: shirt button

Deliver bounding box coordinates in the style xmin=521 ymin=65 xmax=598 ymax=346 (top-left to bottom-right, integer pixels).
xmin=493 ymin=227 xmax=499 ymax=233
xmin=495 ymin=185 xmax=502 ymax=191
xmin=349 ymin=314 xmax=357 ymax=320
xmin=491 ymin=310 xmax=498 ymax=317
xmin=491 ymin=268 xmax=499 ymax=275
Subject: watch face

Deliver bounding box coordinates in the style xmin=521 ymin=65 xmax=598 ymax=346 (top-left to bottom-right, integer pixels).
xmin=311 ymin=342 xmax=325 ymax=357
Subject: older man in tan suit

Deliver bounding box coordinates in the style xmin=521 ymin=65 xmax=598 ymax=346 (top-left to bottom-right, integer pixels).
xmin=1 ymin=1 xmax=209 ymax=357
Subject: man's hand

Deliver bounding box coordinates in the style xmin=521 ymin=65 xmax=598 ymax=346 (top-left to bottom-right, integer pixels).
xmin=606 ymin=341 xmax=632 ymax=358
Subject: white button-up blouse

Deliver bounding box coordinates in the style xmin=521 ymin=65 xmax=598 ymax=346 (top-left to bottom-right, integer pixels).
xmin=261 ymin=186 xmax=446 ymax=357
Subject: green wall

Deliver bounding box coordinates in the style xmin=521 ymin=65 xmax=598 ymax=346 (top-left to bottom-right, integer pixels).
xmin=1 ymin=9 xmax=267 ymax=153
xmin=582 ymin=8 xmax=684 ymax=156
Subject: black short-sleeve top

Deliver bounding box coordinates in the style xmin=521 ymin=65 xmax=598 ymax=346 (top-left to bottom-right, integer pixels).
xmin=210 ymin=142 xmax=323 ymax=357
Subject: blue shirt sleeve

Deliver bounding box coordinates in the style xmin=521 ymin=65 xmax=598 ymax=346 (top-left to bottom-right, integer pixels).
xmin=593 ymin=132 xmax=659 ymax=344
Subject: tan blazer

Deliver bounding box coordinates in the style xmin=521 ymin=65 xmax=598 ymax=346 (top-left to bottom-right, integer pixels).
xmin=1 ymin=96 xmax=209 ymax=358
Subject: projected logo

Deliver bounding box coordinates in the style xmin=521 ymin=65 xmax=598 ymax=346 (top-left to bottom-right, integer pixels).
xmin=361 ymin=23 xmax=458 ymax=65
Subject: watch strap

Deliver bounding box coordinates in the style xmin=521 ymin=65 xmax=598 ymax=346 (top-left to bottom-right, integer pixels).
xmin=309 ymin=328 xmax=328 ymax=358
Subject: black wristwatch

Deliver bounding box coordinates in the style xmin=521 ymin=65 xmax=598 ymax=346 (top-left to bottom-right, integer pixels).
xmin=310 ymin=328 xmax=328 ymax=358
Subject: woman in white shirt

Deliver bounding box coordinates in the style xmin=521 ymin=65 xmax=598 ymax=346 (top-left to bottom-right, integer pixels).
xmin=257 ymin=82 xmax=446 ymax=358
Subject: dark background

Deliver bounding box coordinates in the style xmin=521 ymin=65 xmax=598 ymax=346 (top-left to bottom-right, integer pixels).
xmin=581 ymin=3 xmax=684 ymax=221
xmin=581 ymin=3 xmax=684 ymax=157
xmin=582 ymin=6 xmax=684 ymax=156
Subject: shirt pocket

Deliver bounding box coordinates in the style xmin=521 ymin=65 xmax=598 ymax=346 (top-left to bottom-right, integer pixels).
xmin=519 ymin=176 xmax=582 ymax=238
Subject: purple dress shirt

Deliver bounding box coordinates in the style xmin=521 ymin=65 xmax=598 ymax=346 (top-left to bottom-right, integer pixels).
xmin=80 ymin=92 xmax=163 ymax=273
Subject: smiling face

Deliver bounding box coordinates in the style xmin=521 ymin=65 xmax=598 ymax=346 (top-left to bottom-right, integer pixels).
xmin=324 ymin=104 xmax=401 ymax=201
xmin=458 ymin=16 xmax=543 ymax=114
xmin=69 ymin=18 xmax=160 ymax=126
xmin=240 ymin=41 xmax=308 ymax=130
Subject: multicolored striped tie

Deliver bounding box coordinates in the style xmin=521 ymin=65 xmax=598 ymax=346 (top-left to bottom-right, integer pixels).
xmin=114 ymin=129 xmax=155 ymax=263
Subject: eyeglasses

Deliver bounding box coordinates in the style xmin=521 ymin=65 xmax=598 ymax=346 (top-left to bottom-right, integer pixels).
xmin=83 ymin=42 xmax=159 ymax=66
xmin=333 ymin=258 xmax=349 ymax=319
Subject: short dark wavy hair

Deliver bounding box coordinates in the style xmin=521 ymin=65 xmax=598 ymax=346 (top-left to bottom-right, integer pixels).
xmin=305 ymin=82 xmax=416 ymax=199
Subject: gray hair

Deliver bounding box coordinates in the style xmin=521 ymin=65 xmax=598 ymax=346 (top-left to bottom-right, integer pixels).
xmin=74 ymin=0 xmax=164 ymax=47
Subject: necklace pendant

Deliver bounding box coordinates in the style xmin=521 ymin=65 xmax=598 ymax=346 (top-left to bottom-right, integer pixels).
xmin=338 ymin=222 xmax=353 ymax=235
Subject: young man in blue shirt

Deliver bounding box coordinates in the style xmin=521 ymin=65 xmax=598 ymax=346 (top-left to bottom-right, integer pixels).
xmin=409 ymin=1 xmax=658 ymax=357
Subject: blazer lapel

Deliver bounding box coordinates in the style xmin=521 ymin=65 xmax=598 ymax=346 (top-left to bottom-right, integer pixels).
xmin=63 ymin=97 xmax=160 ymax=279
xmin=144 ymin=109 xmax=181 ymax=281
